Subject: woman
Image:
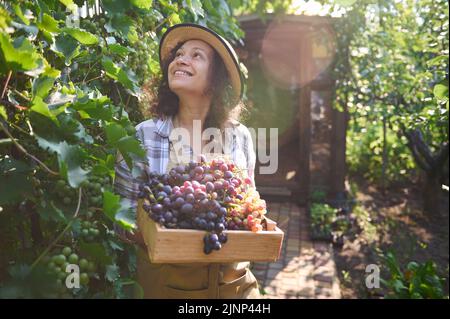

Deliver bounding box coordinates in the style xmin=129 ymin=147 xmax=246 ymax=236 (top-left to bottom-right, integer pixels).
xmin=114 ymin=23 xmax=260 ymax=299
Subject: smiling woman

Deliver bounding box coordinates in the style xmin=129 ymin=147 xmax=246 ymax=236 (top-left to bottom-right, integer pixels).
xmin=113 ymin=23 xmax=259 ymax=299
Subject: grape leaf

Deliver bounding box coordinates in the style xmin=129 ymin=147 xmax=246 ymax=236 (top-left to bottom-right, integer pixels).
xmin=0 ymin=157 xmax=33 ymax=204
xmin=103 ymin=191 xmax=136 ymax=230
xmin=57 ymin=141 xmax=89 ymax=188
xmin=32 ymin=76 xmax=55 ymax=99
xmin=78 ymin=242 xmax=113 ymax=266
xmin=51 ymin=34 xmax=80 ymax=66
xmin=130 ymin=0 xmax=153 ymax=10
xmin=63 ymin=27 xmax=98 ymax=45
xmin=0 ymin=34 xmax=41 ymax=73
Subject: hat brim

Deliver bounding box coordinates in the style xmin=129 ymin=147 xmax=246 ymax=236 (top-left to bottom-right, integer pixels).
xmin=159 ymin=23 xmax=243 ymax=100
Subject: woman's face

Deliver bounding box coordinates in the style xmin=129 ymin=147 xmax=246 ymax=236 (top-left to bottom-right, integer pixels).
xmin=168 ymin=39 xmax=215 ymax=97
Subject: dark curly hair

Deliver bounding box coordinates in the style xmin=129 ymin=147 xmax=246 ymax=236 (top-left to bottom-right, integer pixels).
xmin=141 ymin=41 xmax=245 ymax=132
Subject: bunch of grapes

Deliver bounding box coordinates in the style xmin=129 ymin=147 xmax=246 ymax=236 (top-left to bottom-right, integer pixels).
xmin=81 ymin=175 xmax=109 ymax=207
xmin=54 ymin=179 xmax=77 ymax=206
xmin=138 ymin=155 xmax=268 ymax=255
xmin=41 ymin=246 xmax=97 ymax=294
xmin=79 ymin=219 xmax=101 ymax=242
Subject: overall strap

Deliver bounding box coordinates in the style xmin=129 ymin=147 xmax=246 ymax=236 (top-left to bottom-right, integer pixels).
xmin=207 ymin=263 xmax=220 ymax=299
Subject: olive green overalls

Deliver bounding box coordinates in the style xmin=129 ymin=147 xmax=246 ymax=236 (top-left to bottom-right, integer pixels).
xmin=135 ymin=134 xmax=261 ymax=299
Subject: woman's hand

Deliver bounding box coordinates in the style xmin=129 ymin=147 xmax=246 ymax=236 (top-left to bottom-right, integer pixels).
xmin=116 ymin=227 xmax=147 ymax=249
xmin=126 ymin=230 xmax=147 ymax=249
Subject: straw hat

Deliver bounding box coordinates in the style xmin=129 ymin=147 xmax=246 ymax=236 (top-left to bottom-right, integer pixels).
xmin=159 ymin=23 xmax=244 ymax=100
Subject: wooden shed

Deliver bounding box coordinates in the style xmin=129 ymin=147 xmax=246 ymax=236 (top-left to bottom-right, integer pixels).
xmin=237 ymin=14 xmax=347 ymax=205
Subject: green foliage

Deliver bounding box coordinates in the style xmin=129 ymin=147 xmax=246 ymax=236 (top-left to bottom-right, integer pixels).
xmin=346 ymin=122 xmax=416 ymax=184
xmin=310 ymin=188 xmax=327 ymax=203
xmin=328 ymin=0 xmax=449 ymax=185
xmin=310 ymin=203 xmax=337 ymax=234
xmin=380 ymin=251 xmax=448 ymax=299
xmin=0 ymin=0 xmax=246 ymax=298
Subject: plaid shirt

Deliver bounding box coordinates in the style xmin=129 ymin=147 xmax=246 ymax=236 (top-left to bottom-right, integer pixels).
xmin=114 ymin=115 xmax=256 ymax=221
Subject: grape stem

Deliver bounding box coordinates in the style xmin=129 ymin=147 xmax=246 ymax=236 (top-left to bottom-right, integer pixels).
xmin=0 ymin=120 xmax=59 ymax=176
xmin=30 ymin=187 xmax=83 ymax=270
xmin=1 ymin=70 xmax=12 ymax=99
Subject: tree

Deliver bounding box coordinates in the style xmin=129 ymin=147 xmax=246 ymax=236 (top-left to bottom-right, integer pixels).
xmin=326 ymin=0 xmax=448 ymax=213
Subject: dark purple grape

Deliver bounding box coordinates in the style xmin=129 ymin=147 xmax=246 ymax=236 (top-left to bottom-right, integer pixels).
xmin=194 ymin=166 xmax=204 ymax=175
xmin=213 ymin=241 xmax=221 ymax=250
xmin=207 ymin=221 xmax=215 ymax=231
xmin=199 ymin=212 xmax=206 ymax=219
xmin=189 ymin=161 xmax=197 ymax=170
xmin=202 ymin=174 xmax=214 ymax=183
xmin=194 ymin=190 xmax=206 ymax=200
xmin=158 ymin=217 xmax=166 ymax=225
xmin=161 ymin=174 xmax=169 ymax=184
xmin=157 ymin=191 xmax=167 ymax=198
xmin=198 ymin=219 xmax=207 ymax=230
xmin=218 ymin=233 xmax=228 ymax=244
xmin=180 ymin=203 xmax=193 ymax=214
xmin=236 ymin=194 xmax=244 ymax=201
xmin=162 ymin=197 xmax=171 ymax=207
xmin=209 ymin=233 xmax=219 ymax=243
xmin=199 ymin=199 xmax=209 ymax=210
xmin=204 ymin=244 xmax=212 ymax=255
xmin=151 ymin=204 xmax=163 ymax=214
xmin=205 ymin=182 xmax=214 ymax=193
xmin=175 ymin=165 xmax=185 ymax=174
xmin=184 ymin=186 xmax=194 ymax=194
xmin=164 ymin=211 xmax=173 ymax=221
xmin=216 ymin=223 xmax=225 ymax=232
xmin=185 ymin=193 xmax=195 ymax=203
xmin=162 ymin=185 xmax=172 ymax=195
xmin=174 ymin=197 xmax=185 ymax=208
xmin=206 ymin=211 xmax=217 ymax=220
xmin=224 ymin=171 xmax=233 ymax=179
xmin=213 ymin=181 xmax=223 ymax=190
xmin=218 ymin=207 xmax=227 ymax=217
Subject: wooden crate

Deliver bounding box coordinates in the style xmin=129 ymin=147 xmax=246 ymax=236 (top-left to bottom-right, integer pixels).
xmin=137 ymin=200 xmax=284 ymax=263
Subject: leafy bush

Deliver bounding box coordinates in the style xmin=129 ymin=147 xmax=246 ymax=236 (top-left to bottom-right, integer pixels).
xmin=380 ymin=251 xmax=448 ymax=299
xmin=310 ymin=203 xmax=337 ymax=235
xmin=346 ymin=121 xmax=416 ymax=185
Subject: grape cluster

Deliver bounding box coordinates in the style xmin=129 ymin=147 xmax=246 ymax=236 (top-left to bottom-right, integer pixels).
xmin=81 ymin=175 xmax=109 ymax=207
xmin=138 ymin=155 xmax=267 ymax=255
xmin=80 ymin=18 xmax=105 ymax=35
xmin=42 ymin=246 xmax=96 ymax=293
xmin=54 ymin=179 xmax=76 ymax=206
xmin=79 ymin=219 xmax=100 ymax=242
